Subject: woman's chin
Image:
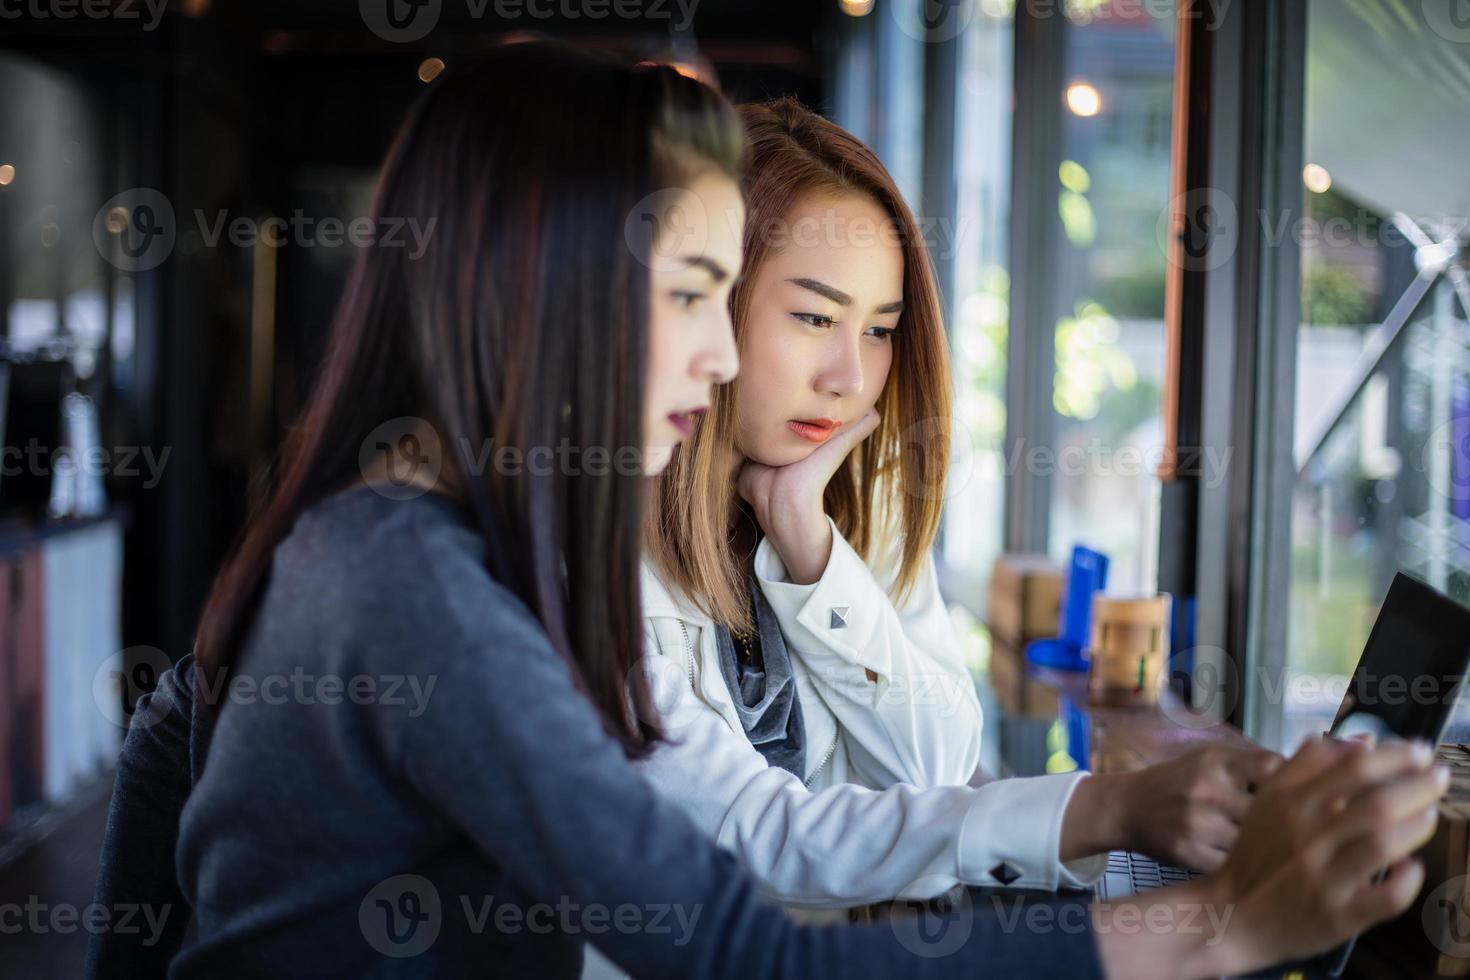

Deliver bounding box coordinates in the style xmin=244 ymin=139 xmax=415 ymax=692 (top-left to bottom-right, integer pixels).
xmin=744 ymin=441 xmax=815 ymax=468
xmin=642 ymin=442 xmax=676 ymax=476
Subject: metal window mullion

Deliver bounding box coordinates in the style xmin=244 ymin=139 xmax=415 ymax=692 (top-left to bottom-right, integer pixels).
xmin=1002 ymin=3 xmax=1066 ymax=555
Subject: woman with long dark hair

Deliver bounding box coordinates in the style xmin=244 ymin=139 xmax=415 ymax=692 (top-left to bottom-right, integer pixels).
xmin=91 ymin=40 xmax=1444 ymax=980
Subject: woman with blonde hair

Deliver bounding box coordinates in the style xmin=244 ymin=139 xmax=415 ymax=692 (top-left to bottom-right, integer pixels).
xmin=635 ymin=97 xmax=1281 ymax=910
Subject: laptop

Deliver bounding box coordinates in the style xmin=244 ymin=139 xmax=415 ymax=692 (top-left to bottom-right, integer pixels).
xmin=1317 ymin=572 xmax=1470 ymax=974
xmin=1096 ymin=572 xmax=1470 ymax=913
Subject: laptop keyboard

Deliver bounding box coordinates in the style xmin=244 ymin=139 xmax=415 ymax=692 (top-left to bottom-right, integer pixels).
xmin=1096 ymin=850 xmax=1198 ymax=901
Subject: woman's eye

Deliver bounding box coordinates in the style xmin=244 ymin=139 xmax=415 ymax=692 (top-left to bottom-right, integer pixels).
xmin=792 ymin=312 xmax=835 ymax=328
xmin=865 ymin=326 xmax=897 ymax=342
xmin=673 ymin=291 xmax=705 ymax=310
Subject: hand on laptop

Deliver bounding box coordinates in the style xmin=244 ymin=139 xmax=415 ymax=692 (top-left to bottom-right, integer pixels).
xmin=1126 ymin=745 xmax=1283 ymax=871
xmin=1209 ymin=735 xmax=1445 ymax=971
xmin=1066 ymin=744 xmax=1282 ymax=870
xmin=1093 ymin=735 xmax=1446 ymax=979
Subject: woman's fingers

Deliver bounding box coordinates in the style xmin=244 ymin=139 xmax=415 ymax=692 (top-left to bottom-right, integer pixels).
xmin=751 ymin=408 xmax=879 ymax=510
xmin=1304 ymin=740 xmax=1435 ymax=816
xmin=1329 ymin=785 xmax=1441 ymax=883
xmin=1222 ymin=746 xmax=1283 ymax=794
xmin=1217 ymin=789 xmax=1254 ymax=824
xmin=813 ymin=408 xmax=879 ymax=469
xmin=1331 ymin=767 xmax=1449 ymax=844
xmin=1264 ymin=736 xmax=1367 ymax=796
xmin=1340 ymin=857 xmax=1427 ymax=934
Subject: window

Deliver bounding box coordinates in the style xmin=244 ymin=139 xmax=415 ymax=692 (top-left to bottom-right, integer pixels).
xmin=1045 ymin=2 xmax=1178 ymax=593
xmin=942 ymin=6 xmax=1015 ymax=603
xmin=1279 ymin=0 xmax=1470 ymax=749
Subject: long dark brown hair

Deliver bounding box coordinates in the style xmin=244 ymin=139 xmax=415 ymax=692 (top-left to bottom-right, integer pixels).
xmin=193 ymin=41 xmax=745 ymax=757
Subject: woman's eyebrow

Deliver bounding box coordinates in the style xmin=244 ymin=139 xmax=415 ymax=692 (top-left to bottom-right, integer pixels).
xmin=678 ymin=256 xmax=730 ymax=282
xmin=789 ymin=277 xmax=903 ymax=315
xmin=787 ymin=277 xmax=850 ymax=305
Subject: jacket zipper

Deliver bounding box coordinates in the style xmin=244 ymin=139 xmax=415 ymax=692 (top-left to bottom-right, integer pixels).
xmin=676 ymin=620 xmax=696 ymax=688
xmin=804 ymin=732 xmax=839 ymax=788
xmin=679 ymin=617 xmax=838 ymax=789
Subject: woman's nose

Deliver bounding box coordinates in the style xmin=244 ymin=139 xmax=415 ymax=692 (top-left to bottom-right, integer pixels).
xmin=699 ymin=310 xmax=740 ymax=385
xmin=814 ymin=336 xmax=863 ymax=398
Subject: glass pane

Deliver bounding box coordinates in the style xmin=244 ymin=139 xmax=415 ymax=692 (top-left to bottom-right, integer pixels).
xmin=1282 ymin=0 xmax=1470 ymax=751
xmin=1045 ymin=1 xmax=1177 ymax=593
xmin=944 ymin=5 xmax=1014 ymax=600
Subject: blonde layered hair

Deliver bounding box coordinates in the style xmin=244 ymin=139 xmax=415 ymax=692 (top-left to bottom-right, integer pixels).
xmin=646 ymin=97 xmax=952 ymax=632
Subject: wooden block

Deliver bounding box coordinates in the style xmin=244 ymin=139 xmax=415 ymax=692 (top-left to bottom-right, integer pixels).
xmin=985 ymin=554 xmax=1062 ymax=649
xmin=987 ymin=637 xmax=1025 ymax=716
xmin=1087 ymin=595 xmax=1171 ymax=708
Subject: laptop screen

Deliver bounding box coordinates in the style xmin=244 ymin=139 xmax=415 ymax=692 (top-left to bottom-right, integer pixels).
xmin=1329 ymin=572 xmax=1470 ymax=744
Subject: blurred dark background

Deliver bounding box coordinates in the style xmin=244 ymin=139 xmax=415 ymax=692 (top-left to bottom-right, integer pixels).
xmin=0 ymin=0 xmax=830 ymax=666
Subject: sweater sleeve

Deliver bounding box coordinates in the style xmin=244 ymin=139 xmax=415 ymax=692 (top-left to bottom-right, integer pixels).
xmin=85 ymin=653 xmax=200 ymax=978
xmin=385 ymin=541 xmax=1104 ymax=980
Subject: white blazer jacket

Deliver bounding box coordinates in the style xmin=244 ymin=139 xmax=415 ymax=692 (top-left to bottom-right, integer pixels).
xmin=634 ymin=517 xmax=1107 ymax=910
